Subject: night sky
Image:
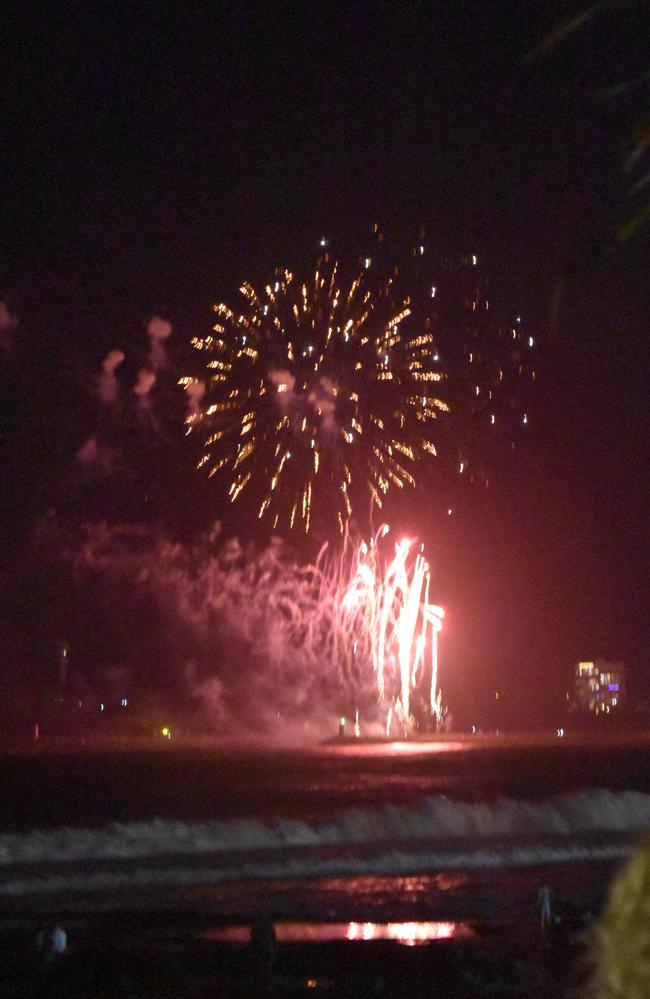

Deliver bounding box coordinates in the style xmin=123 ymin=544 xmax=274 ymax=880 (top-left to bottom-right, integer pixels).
xmin=1 ymin=2 xmax=648 ymax=721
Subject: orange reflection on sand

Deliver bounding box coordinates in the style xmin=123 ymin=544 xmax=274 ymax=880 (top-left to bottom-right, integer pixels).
xmin=204 ymin=919 xmax=474 ymax=946
xmin=345 ymin=920 xmax=472 ymax=946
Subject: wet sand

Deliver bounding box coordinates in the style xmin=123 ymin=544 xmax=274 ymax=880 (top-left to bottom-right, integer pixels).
xmin=0 ymin=857 xmax=612 ymax=998
xmin=0 ymin=913 xmax=593 ymax=997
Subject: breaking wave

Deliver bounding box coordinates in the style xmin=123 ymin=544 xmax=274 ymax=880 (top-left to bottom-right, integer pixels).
xmin=2 ymin=788 xmax=649 ymax=896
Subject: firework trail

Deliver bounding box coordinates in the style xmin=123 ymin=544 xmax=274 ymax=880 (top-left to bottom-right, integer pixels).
xmin=186 ymin=231 xmax=535 ymax=533
xmin=315 ymin=524 xmax=444 ymax=732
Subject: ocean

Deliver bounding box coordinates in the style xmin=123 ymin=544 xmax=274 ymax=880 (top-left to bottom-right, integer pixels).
xmin=2 ymin=732 xmax=650 ymax=933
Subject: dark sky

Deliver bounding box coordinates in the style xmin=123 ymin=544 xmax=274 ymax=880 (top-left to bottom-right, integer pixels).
xmin=1 ymin=1 xmax=648 ymax=717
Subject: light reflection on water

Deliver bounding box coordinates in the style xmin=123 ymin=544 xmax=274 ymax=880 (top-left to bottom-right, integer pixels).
xmin=345 ymin=920 xmax=473 ymax=945
xmin=330 ymin=739 xmax=474 ymax=756
xmin=204 ymin=919 xmax=474 ymax=946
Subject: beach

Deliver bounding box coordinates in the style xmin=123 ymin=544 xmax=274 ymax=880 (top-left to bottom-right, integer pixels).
xmin=1 ymin=734 xmax=647 ymax=996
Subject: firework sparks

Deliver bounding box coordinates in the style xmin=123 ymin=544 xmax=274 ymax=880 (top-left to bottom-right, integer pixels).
xmin=187 ymin=233 xmax=534 ymax=531
xmin=324 ymin=524 xmax=445 ymax=731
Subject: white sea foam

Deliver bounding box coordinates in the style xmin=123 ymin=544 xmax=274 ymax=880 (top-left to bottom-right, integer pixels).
xmin=1 ymin=788 xmax=648 ymax=896
xmin=0 ymin=841 xmax=634 ymax=898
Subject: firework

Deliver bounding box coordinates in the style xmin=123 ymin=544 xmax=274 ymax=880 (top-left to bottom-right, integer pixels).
xmin=186 ymin=231 xmax=534 ymax=531
xmin=313 ymin=524 xmax=444 ymax=733
xmin=316 ymin=524 xmax=445 ymax=732
xmin=67 ymin=518 xmax=443 ymax=732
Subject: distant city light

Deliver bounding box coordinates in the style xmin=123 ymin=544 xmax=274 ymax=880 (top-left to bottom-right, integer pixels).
xmin=574 ymin=660 xmax=624 ymax=714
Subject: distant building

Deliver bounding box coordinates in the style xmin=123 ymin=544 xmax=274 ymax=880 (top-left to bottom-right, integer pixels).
xmin=574 ymin=660 xmax=625 ymax=715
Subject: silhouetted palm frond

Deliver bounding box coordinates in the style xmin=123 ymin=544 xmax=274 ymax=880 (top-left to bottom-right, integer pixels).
xmin=529 ymin=0 xmax=650 ymax=244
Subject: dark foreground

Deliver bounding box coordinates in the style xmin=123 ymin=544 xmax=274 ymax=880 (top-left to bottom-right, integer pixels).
xmin=0 ymin=866 xmax=605 ymax=999
xmin=0 ymin=918 xmax=592 ymax=998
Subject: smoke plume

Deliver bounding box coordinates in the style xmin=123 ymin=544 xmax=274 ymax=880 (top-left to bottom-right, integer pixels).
xmin=147 ymin=315 xmax=172 ymax=371
xmin=98 ymin=350 xmax=125 ymax=406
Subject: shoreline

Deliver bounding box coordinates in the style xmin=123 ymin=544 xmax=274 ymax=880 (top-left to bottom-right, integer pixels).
xmin=2 ymin=727 xmax=650 ymax=756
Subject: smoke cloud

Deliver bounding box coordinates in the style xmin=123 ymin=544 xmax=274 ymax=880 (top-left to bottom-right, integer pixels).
xmin=75 ymin=437 xmax=118 ymax=479
xmin=133 ymin=369 xmax=157 ymax=408
xmin=76 ymin=437 xmax=101 ymax=466
xmin=268 ymin=368 xmax=296 ymax=411
xmin=147 ymin=315 xmax=172 ymax=371
xmin=98 ymin=350 xmax=125 ymax=406
xmin=24 ymin=518 xmax=388 ymax=736
xmin=183 ymin=377 xmax=206 ymax=421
